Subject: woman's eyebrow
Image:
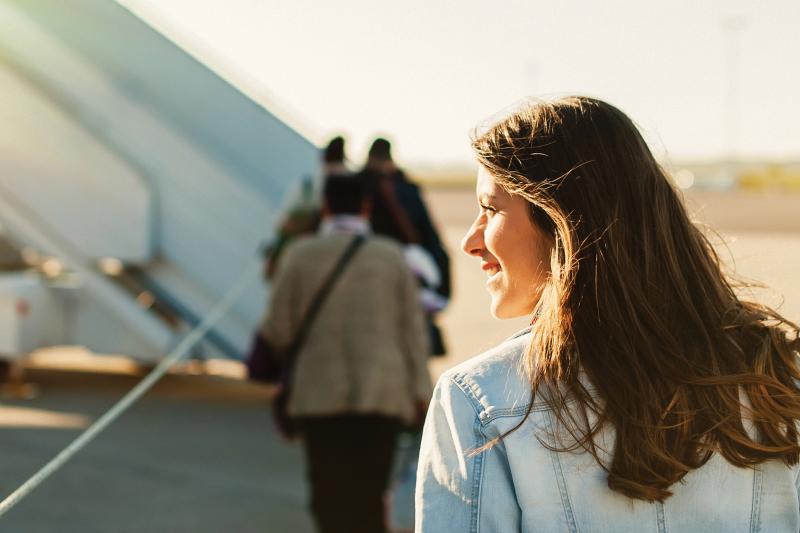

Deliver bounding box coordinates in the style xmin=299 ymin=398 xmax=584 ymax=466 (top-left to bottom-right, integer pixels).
xmin=478 ymin=193 xmax=497 ymax=204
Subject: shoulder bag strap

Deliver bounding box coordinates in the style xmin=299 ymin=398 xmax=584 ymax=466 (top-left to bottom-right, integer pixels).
xmin=285 ymin=234 xmax=366 ymax=363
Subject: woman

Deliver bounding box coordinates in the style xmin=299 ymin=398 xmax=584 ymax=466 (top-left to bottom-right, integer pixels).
xmin=416 ymin=96 xmax=800 ymax=531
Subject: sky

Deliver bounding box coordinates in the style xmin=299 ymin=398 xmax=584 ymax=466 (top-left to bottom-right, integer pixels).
xmin=123 ymin=0 xmax=800 ymax=168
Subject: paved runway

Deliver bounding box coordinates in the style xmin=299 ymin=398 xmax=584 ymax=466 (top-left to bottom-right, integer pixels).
xmin=0 ymin=186 xmax=797 ymax=532
xmin=0 ymin=363 xmax=313 ymax=532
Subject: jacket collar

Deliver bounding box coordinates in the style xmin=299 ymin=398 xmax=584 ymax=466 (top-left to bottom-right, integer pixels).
xmin=319 ymin=215 xmax=371 ymax=236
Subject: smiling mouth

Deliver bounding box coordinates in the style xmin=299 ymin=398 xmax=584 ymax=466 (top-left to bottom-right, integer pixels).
xmin=483 ymin=264 xmax=501 ymax=278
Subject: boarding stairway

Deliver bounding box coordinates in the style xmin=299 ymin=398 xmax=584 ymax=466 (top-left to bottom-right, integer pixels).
xmin=0 ymin=0 xmax=319 ymax=361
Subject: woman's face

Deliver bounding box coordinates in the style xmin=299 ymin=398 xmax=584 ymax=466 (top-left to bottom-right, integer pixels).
xmin=462 ymin=166 xmax=553 ymax=319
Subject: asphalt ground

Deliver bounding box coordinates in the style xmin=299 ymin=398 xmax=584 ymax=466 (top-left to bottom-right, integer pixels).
xmin=0 ymin=361 xmax=311 ymax=533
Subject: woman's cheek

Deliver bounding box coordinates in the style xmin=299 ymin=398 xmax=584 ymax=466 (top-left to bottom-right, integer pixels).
xmin=484 ymin=220 xmax=504 ymax=257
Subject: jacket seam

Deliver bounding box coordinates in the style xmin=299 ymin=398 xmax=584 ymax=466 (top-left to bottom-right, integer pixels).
xmin=750 ymin=464 xmax=763 ymax=533
xmin=447 ymin=375 xmax=486 ymax=533
xmin=451 ymin=373 xmax=568 ymax=427
xmin=450 ymin=375 xmax=488 ymax=420
xmin=546 ymin=410 xmax=579 ymax=533
xmin=470 ymin=416 xmax=487 ymax=533
xmin=480 ymin=404 xmax=553 ymax=425
xmin=656 ymin=502 xmax=666 ymax=533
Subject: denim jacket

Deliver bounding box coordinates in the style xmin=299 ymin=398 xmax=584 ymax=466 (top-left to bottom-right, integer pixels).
xmin=415 ymin=328 xmax=800 ymax=532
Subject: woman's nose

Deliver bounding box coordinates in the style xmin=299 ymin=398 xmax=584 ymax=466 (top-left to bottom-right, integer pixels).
xmin=461 ymin=219 xmax=484 ymax=257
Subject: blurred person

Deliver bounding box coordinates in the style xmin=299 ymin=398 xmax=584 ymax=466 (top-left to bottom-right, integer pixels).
xmin=261 ymin=174 xmax=432 ymax=533
xmin=264 ymin=136 xmax=350 ymax=278
xmin=321 ymin=135 xmax=349 ymax=178
xmin=358 ymin=137 xmax=451 ymax=356
xmin=416 ymin=96 xmax=800 ymax=531
xmin=358 ymin=138 xmax=450 ymax=530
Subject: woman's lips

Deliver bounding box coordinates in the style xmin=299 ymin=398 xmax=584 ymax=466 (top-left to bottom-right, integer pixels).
xmin=482 ymin=262 xmax=501 ymax=279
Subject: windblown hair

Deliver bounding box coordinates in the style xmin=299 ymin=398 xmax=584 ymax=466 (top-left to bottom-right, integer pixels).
xmin=472 ymin=96 xmax=800 ymax=502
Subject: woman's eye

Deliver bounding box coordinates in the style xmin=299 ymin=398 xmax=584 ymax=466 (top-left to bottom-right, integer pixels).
xmin=480 ymin=204 xmax=497 ymax=216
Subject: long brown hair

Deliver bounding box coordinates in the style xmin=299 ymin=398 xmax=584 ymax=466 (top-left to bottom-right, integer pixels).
xmin=472 ymin=96 xmax=800 ymax=502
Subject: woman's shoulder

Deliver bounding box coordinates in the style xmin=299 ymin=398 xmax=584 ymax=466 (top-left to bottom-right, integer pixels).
xmin=437 ymin=327 xmax=535 ymax=423
xmin=444 ymin=327 xmax=531 ymax=378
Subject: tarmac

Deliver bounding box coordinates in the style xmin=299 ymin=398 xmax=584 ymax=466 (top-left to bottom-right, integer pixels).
xmin=0 ymin=361 xmax=312 ymax=532
xmin=0 ymin=186 xmax=797 ymax=532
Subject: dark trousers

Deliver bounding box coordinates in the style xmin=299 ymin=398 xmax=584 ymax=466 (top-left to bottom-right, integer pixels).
xmin=300 ymin=414 xmax=401 ymax=533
